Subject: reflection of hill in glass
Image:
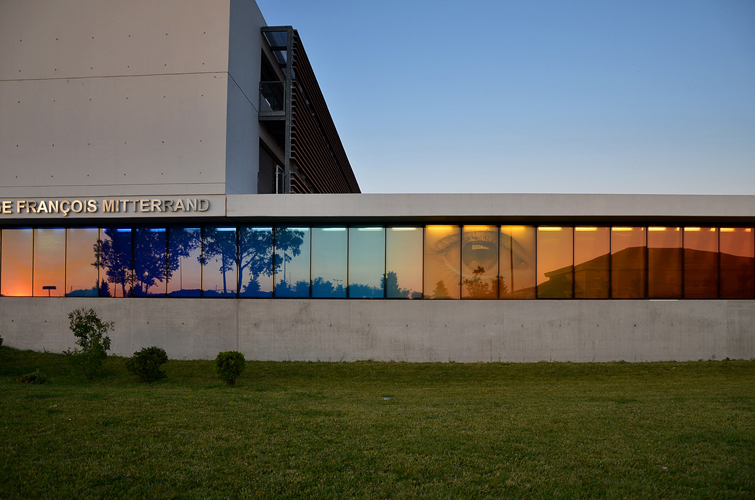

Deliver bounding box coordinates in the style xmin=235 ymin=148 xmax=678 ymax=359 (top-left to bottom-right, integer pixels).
xmin=66 ymin=286 xmax=98 ymax=297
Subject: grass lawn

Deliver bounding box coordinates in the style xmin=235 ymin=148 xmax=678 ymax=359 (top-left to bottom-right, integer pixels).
xmin=1 ymin=347 xmax=754 ymax=499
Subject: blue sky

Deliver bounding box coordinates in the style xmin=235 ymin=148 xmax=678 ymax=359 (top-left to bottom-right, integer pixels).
xmin=256 ymin=0 xmax=755 ymax=194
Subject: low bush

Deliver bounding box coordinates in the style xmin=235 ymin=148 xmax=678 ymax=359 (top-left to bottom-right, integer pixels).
xmin=214 ymin=351 xmax=246 ymax=386
xmin=18 ymin=368 xmax=47 ymax=384
xmin=0 ymin=336 xmax=3 ymax=347
xmin=126 ymin=346 xmax=169 ymax=383
xmin=64 ymin=308 xmax=114 ymax=380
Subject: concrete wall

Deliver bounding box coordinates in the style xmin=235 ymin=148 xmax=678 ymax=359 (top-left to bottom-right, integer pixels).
xmin=0 ymin=0 xmax=266 ymax=198
xmin=2 ymin=298 xmax=752 ymax=362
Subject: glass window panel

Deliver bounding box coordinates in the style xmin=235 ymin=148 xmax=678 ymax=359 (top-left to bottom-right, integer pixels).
xmin=537 ymin=227 xmax=573 ymax=299
xmin=500 ymin=226 xmax=536 ymax=299
xmin=611 ymin=227 xmax=646 ymax=299
xmin=311 ymin=227 xmax=347 ymax=298
xmin=99 ymin=228 xmax=134 ymax=297
xmin=684 ymin=227 xmax=718 ymax=299
xmin=238 ymin=227 xmax=274 ymax=297
xmin=462 ymin=225 xmax=499 ymax=299
xmin=1 ymin=228 xmax=33 ymax=296
xmin=33 ymin=228 xmax=65 ymax=296
xmin=386 ymin=227 xmax=423 ymax=299
xmin=133 ymin=228 xmax=167 ymax=297
xmin=574 ymin=227 xmax=610 ymax=299
xmin=202 ymin=227 xmax=237 ymax=297
xmin=720 ymin=228 xmax=754 ymax=299
xmin=66 ymin=228 xmax=99 ymax=297
xmin=349 ymin=227 xmax=385 ymax=299
xmin=167 ymin=227 xmax=202 ymax=297
xmin=424 ymin=225 xmax=461 ymax=299
xmin=648 ymin=227 xmax=682 ymax=299
xmin=274 ymin=227 xmax=310 ymax=298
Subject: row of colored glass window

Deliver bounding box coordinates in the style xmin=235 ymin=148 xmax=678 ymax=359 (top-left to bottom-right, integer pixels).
xmin=0 ymin=225 xmax=753 ymax=299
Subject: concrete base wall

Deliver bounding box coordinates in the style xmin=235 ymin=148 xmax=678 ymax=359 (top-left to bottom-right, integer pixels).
xmin=1 ymin=298 xmax=753 ymax=362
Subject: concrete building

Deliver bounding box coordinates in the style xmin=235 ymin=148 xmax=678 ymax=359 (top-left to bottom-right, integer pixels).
xmin=1 ymin=1 xmax=754 ymax=362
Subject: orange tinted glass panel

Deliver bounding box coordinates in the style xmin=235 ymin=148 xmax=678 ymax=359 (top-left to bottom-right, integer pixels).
xmin=611 ymin=227 xmax=645 ymax=299
xmin=684 ymin=227 xmax=718 ymax=298
xmin=500 ymin=226 xmax=536 ymax=299
xmin=33 ymin=228 xmax=65 ymax=296
xmin=1 ymin=228 xmax=33 ymax=296
xmin=574 ymin=227 xmax=609 ymax=299
xmin=720 ymin=228 xmax=754 ymax=299
xmin=424 ymin=226 xmax=461 ymax=299
xmin=66 ymin=228 xmax=99 ymax=297
xmin=537 ymin=227 xmax=573 ymax=299
xmin=386 ymin=228 xmax=423 ymax=299
xmin=462 ymin=225 xmax=498 ymax=299
xmin=648 ymin=227 xmax=682 ymax=298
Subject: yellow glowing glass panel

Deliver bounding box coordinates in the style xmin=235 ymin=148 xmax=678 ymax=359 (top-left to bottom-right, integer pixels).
xmin=684 ymin=227 xmax=718 ymax=298
xmin=66 ymin=228 xmax=99 ymax=297
xmin=461 ymin=225 xmax=498 ymax=299
xmin=1 ymin=228 xmax=33 ymax=296
xmin=424 ymin=225 xmax=460 ymax=299
xmin=33 ymin=228 xmax=65 ymax=297
xmin=611 ymin=227 xmax=645 ymax=299
xmin=537 ymin=227 xmax=573 ymax=298
xmin=574 ymin=227 xmax=609 ymax=298
xmin=720 ymin=227 xmax=754 ymax=298
xmin=500 ymin=226 xmax=536 ymax=299
xmin=647 ymin=227 xmax=682 ymax=299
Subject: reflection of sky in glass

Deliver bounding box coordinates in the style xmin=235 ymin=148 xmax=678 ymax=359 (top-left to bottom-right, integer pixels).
xmin=720 ymin=228 xmax=754 ymax=299
xmin=202 ymin=227 xmax=237 ymax=297
xmin=167 ymin=227 xmax=201 ymax=297
xmin=33 ymin=228 xmax=65 ymax=296
xmin=537 ymin=227 xmax=573 ymax=298
xmin=386 ymin=228 xmax=423 ymax=298
xmin=500 ymin=226 xmax=536 ymax=299
xmin=611 ymin=227 xmax=645 ymax=299
xmin=275 ymin=227 xmax=310 ymax=298
xmin=239 ymin=227 xmax=274 ymax=297
xmin=462 ymin=225 xmax=498 ymax=299
xmin=348 ymin=227 xmax=384 ymax=298
xmin=66 ymin=228 xmax=98 ymax=297
xmin=312 ymin=227 xmax=347 ymax=298
xmin=134 ymin=228 xmax=167 ymax=296
xmin=1 ymin=228 xmax=33 ymax=296
xmin=424 ymin=226 xmax=461 ymax=299
xmin=648 ymin=227 xmax=682 ymax=298
xmin=574 ymin=227 xmax=609 ymax=299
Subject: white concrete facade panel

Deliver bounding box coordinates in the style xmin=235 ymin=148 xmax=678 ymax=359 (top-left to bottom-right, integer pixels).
xmin=2 ymin=298 xmax=753 ymax=362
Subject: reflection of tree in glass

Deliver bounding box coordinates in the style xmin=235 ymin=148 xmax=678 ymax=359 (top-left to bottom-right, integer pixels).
xmin=166 ymin=228 xmax=201 ymax=294
xmin=273 ymin=228 xmax=307 ymax=297
xmin=202 ymin=228 xmax=237 ymax=295
xmin=94 ymin=229 xmax=134 ymax=297
xmin=432 ymin=280 xmax=450 ymax=299
xmin=133 ymin=230 xmax=167 ymax=296
xmin=238 ymin=229 xmax=273 ymax=296
xmin=463 ymin=266 xmax=502 ymax=299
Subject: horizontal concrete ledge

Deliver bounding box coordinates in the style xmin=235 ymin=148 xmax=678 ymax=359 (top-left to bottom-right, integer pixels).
xmin=227 ymin=193 xmax=755 ymax=223
xmin=1 ymin=297 xmax=753 ymax=363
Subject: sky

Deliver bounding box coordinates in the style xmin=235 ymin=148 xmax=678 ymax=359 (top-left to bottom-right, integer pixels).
xmin=256 ymin=0 xmax=755 ymax=195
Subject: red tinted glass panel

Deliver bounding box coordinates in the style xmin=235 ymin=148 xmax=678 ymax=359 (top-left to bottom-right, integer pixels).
xmin=537 ymin=227 xmax=573 ymax=299
xmin=574 ymin=227 xmax=609 ymax=299
xmin=684 ymin=227 xmax=718 ymax=298
xmin=720 ymin=228 xmax=754 ymax=299
xmin=648 ymin=227 xmax=682 ymax=298
xmin=611 ymin=227 xmax=645 ymax=299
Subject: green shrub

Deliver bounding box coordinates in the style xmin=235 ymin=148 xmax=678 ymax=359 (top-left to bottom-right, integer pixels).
xmin=126 ymin=346 xmax=169 ymax=383
xmin=18 ymin=368 xmax=47 ymax=384
xmin=214 ymin=351 xmax=246 ymax=386
xmin=64 ymin=308 xmax=114 ymax=380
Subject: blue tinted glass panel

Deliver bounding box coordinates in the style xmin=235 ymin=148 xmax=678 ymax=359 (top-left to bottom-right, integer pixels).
xmin=239 ymin=227 xmax=274 ymax=297
xmin=1 ymin=228 xmax=33 ymax=296
xmin=349 ymin=227 xmax=385 ymax=298
xmin=134 ymin=228 xmax=167 ymax=296
xmin=202 ymin=227 xmax=237 ymax=297
xmin=99 ymin=228 xmax=133 ymax=297
xmin=167 ymin=227 xmax=202 ymax=297
xmin=312 ymin=227 xmax=347 ymax=298
xmin=274 ymin=227 xmax=310 ymax=298
xmin=385 ymin=227 xmax=423 ymax=299
xmin=66 ymin=228 xmax=99 ymax=297
xmin=33 ymin=228 xmax=65 ymax=297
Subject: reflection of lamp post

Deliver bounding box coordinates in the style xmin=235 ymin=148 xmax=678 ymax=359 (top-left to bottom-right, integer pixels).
xmin=42 ymin=285 xmax=56 ymax=297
